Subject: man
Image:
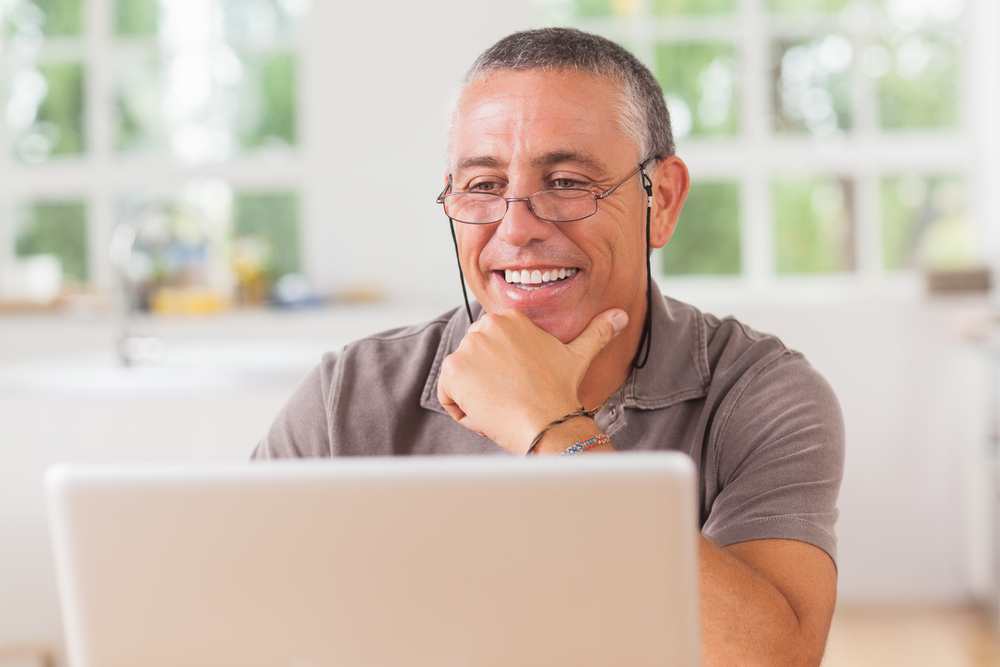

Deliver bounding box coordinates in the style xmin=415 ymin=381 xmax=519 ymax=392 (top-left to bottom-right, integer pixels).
xmin=255 ymin=27 xmax=843 ymax=666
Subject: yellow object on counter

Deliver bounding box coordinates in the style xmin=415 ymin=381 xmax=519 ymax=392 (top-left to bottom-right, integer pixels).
xmin=150 ymin=287 xmax=229 ymax=315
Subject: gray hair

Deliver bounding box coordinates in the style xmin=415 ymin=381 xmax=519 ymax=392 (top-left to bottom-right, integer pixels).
xmin=445 ymin=27 xmax=674 ymax=168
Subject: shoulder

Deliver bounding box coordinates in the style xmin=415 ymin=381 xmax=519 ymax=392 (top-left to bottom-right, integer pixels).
xmin=664 ymin=296 xmax=833 ymax=410
xmin=691 ymin=308 xmax=844 ymax=561
xmin=254 ymin=307 xmax=464 ymax=459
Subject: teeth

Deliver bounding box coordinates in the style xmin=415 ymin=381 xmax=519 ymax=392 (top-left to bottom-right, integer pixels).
xmin=502 ymin=267 xmax=578 ymax=286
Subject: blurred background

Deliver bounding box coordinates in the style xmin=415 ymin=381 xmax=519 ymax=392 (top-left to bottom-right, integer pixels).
xmin=1 ymin=0 xmax=999 ymax=665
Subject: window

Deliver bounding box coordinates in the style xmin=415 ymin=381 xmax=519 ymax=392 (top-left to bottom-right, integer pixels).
xmin=0 ymin=0 xmax=306 ymax=304
xmin=534 ymin=0 xmax=986 ymax=296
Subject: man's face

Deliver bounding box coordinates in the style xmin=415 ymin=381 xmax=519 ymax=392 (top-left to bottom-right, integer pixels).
xmin=448 ymin=69 xmax=650 ymax=344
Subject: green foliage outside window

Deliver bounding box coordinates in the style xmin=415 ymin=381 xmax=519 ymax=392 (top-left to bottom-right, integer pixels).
xmin=114 ymin=53 xmax=164 ymax=153
xmin=562 ymin=0 xmax=734 ymax=17
xmin=570 ymin=0 xmax=625 ymax=18
xmin=222 ymin=0 xmax=301 ymax=39
xmin=35 ymin=61 xmax=86 ymax=157
xmin=773 ymin=36 xmax=853 ymax=136
xmin=881 ymin=175 xmax=965 ymax=271
xmin=232 ymin=192 xmax=300 ymax=278
xmin=238 ymin=52 xmax=297 ymax=149
xmin=767 ymin=0 xmax=851 ymax=13
xmin=877 ymin=33 xmax=959 ymax=130
xmin=30 ymin=0 xmax=81 ymax=36
xmin=652 ymin=0 xmax=734 ymax=15
xmin=661 ymin=182 xmax=741 ymax=275
xmin=656 ymin=42 xmax=738 ymax=139
xmin=115 ymin=0 xmax=159 ymax=36
xmin=773 ymin=178 xmax=854 ymax=274
xmin=15 ymin=201 xmax=89 ymax=282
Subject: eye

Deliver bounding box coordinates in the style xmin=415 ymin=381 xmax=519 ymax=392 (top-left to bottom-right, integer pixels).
xmin=551 ymin=177 xmax=581 ymax=189
xmin=467 ymin=179 xmax=504 ymax=193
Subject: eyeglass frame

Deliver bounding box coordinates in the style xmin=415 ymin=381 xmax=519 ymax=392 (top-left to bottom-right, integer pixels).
xmin=436 ymin=160 xmax=652 ymax=225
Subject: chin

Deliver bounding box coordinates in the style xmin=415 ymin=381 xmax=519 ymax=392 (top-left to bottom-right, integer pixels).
xmin=521 ymin=310 xmax=588 ymax=344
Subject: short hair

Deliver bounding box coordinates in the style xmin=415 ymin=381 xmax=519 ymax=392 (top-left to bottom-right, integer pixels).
xmin=446 ymin=27 xmax=674 ymax=167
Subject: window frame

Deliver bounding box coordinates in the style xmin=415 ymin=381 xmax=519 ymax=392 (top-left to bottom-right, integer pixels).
xmin=537 ymin=0 xmax=999 ymax=301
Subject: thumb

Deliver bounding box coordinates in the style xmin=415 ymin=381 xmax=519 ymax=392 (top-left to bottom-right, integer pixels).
xmin=566 ymin=309 xmax=628 ymax=364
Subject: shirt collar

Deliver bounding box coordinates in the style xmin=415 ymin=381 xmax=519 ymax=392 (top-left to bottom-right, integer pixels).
xmin=420 ymin=280 xmax=710 ymax=416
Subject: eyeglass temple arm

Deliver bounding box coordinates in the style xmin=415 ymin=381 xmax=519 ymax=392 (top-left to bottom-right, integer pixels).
xmin=436 ymin=176 xmax=453 ymax=203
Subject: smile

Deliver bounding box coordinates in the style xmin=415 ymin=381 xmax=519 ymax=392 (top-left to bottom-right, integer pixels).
xmin=503 ymin=268 xmax=578 ymax=291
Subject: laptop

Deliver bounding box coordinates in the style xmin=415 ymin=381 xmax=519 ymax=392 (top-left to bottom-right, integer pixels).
xmin=46 ymin=453 xmax=700 ymax=667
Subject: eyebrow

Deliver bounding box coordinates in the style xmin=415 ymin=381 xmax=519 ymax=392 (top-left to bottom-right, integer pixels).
xmin=453 ymin=150 xmax=608 ymax=176
xmin=454 ymin=155 xmax=502 ymax=172
xmin=532 ymin=150 xmax=606 ymax=174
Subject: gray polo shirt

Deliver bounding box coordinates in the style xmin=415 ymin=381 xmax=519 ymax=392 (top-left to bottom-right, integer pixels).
xmin=254 ymin=282 xmax=844 ymax=563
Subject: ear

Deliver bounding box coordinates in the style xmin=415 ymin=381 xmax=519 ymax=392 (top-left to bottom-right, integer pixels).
xmin=648 ymin=156 xmax=690 ymax=249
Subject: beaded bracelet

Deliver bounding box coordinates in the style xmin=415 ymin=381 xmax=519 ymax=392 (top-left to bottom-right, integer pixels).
xmin=559 ymin=433 xmax=611 ymax=457
xmin=525 ymin=405 xmax=603 ymax=456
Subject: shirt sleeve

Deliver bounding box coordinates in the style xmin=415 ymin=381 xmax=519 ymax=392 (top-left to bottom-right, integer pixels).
xmin=251 ymin=352 xmax=340 ymax=459
xmin=701 ymin=351 xmax=845 ymax=564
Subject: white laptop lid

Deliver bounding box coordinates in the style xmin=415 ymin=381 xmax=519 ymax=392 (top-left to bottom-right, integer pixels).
xmin=47 ymin=453 xmax=700 ymax=667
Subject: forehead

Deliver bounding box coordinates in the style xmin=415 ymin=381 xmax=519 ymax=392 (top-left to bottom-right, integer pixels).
xmin=449 ymin=69 xmax=638 ymax=175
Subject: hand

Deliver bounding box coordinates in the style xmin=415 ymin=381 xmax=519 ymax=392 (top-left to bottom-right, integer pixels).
xmin=437 ymin=308 xmax=627 ymax=454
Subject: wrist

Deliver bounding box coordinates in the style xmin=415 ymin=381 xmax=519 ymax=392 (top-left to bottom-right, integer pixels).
xmin=530 ymin=415 xmax=610 ymax=455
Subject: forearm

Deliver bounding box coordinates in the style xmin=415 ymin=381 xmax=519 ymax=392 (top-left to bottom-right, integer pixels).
xmin=699 ymin=536 xmax=835 ymax=667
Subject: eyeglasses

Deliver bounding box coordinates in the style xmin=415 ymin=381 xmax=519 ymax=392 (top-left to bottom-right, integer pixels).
xmin=437 ymin=163 xmax=648 ymax=225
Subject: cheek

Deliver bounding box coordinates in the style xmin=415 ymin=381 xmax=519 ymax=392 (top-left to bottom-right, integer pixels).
xmin=455 ymin=226 xmax=493 ymax=274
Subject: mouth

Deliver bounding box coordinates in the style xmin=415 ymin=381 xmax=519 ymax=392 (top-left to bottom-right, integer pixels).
xmin=501 ymin=267 xmax=579 ymax=292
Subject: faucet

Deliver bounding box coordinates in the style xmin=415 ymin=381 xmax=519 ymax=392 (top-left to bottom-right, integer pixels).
xmin=109 ymin=204 xmax=169 ymax=366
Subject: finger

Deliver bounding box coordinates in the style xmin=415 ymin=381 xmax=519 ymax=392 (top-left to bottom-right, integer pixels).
xmin=457 ymin=415 xmax=485 ymax=437
xmin=566 ymin=308 xmax=628 ymax=364
xmin=439 ymin=395 xmax=467 ymax=425
xmin=437 ymin=369 xmax=466 ymax=424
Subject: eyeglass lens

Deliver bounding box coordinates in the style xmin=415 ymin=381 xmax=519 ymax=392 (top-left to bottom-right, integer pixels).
xmin=443 ymin=189 xmax=597 ymax=224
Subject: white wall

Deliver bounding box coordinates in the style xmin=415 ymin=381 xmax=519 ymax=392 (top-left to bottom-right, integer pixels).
xmin=299 ymin=0 xmax=534 ymax=302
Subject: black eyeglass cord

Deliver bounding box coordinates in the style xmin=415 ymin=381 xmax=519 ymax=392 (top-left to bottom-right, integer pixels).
xmin=449 ymin=217 xmax=475 ymax=325
xmin=629 ymin=167 xmax=654 ymax=370
xmin=447 ymin=168 xmax=653 ymax=369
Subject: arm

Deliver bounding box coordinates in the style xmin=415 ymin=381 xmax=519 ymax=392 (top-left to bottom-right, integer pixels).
xmin=437 ymin=310 xmax=839 ymax=666
xmin=701 ymin=537 xmax=837 ymax=666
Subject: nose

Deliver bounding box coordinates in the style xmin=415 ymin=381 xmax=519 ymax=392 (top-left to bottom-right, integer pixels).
xmin=495 ymin=195 xmax=555 ymax=247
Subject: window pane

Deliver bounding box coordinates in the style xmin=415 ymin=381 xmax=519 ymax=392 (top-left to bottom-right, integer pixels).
xmin=656 ymin=42 xmax=738 ymax=139
xmin=222 ymin=0 xmax=306 ymax=40
xmin=117 ymin=181 xmax=236 ymax=313
xmin=877 ymin=0 xmax=965 ymax=29
xmin=9 ymin=61 xmax=85 ymax=162
xmin=113 ymin=47 xmax=297 ymax=158
xmin=773 ymin=35 xmax=853 ymax=136
xmin=876 ymin=33 xmax=960 ymax=130
xmin=881 ymin=174 xmax=966 ymax=271
xmin=5 ymin=0 xmax=83 ymax=37
xmin=767 ymin=0 xmax=851 ymax=13
xmin=653 ymin=0 xmax=735 ymax=16
xmin=236 ymin=51 xmax=297 ymax=149
xmin=115 ymin=52 xmax=166 ymax=153
xmin=661 ymin=181 xmax=741 ymax=275
xmin=773 ymin=177 xmax=854 ymax=274
xmin=15 ymin=201 xmax=88 ymax=282
xmin=232 ymin=192 xmax=300 ymax=279
xmin=115 ymin=0 xmax=159 ymax=36
xmin=571 ymin=0 xmax=622 ymax=18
